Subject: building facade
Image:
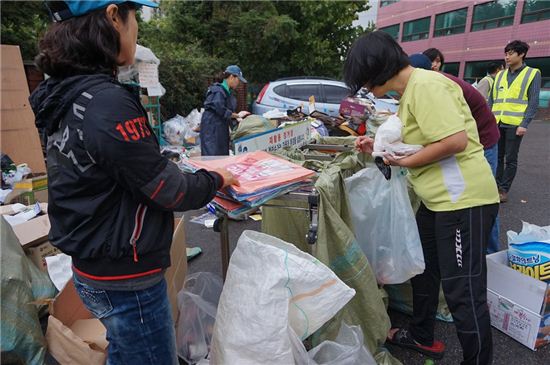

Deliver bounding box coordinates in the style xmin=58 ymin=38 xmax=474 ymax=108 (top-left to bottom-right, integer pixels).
xmin=376 ymin=0 xmax=550 ymax=88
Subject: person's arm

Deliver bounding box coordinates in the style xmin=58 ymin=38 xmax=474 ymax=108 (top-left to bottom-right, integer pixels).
xmin=83 ymin=88 xmax=236 ymax=212
xmin=385 ymin=131 xmax=467 ymax=168
xmin=518 ymin=70 xmax=541 ymax=133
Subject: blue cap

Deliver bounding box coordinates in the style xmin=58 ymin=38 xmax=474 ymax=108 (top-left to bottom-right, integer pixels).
xmin=409 ymin=53 xmax=432 ymax=70
xmin=46 ymin=1 xmax=158 ymax=22
xmin=225 ymin=65 xmax=247 ymax=83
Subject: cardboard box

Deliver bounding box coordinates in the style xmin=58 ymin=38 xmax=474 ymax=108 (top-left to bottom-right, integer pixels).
xmin=13 ymin=173 xmax=48 ymax=190
xmin=25 ymin=240 xmax=61 ymax=272
xmin=487 ymin=250 xmax=550 ymax=350
xmin=166 ymin=217 xmax=187 ymax=322
xmin=5 ymin=188 xmax=49 ymax=205
xmin=46 ymin=280 xmax=108 ymax=365
xmin=11 ymin=214 xmax=50 ymax=247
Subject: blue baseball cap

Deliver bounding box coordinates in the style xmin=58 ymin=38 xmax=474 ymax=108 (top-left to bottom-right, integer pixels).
xmin=225 ymin=65 xmax=247 ymax=83
xmin=45 ymin=1 xmax=159 ymax=22
xmin=409 ymin=53 xmax=432 ymax=70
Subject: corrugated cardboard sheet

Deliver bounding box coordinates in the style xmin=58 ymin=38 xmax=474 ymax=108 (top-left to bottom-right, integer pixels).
xmin=1 ymin=45 xmax=46 ymax=173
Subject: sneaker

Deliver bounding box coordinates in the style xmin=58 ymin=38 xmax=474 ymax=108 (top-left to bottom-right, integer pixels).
xmin=499 ymin=190 xmax=508 ymax=203
xmin=386 ymin=328 xmax=445 ymax=360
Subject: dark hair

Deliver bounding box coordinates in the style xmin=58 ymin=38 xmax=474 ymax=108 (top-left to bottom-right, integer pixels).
xmin=213 ymin=71 xmax=233 ymax=83
xmin=422 ymin=48 xmax=445 ymax=66
xmin=344 ymin=31 xmax=410 ymax=95
xmin=487 ymin=61 xmax=503 ymax=74
xmin=505 ymin=40 xmax=529 ymax=60
xmin=35 ymin=2 xmax=136 ymax=78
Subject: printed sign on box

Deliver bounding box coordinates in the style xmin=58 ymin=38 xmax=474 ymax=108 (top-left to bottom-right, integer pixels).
xmin=234 ymin=121 xmax=310 ymax=155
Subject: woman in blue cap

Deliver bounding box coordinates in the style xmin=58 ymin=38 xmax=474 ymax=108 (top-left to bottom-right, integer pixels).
xmin=31 ymin=2 xmax=237 ymax=364
xmin=200 ymin=65 xmax=250 ymax=156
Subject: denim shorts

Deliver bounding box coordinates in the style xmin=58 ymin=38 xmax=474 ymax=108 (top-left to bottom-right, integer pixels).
xmin=73 ymin=275 xmax=178 ymax=365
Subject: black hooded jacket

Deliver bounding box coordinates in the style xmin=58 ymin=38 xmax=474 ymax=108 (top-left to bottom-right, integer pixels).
xmin=30 ymin=74 xmax=222 ymax=279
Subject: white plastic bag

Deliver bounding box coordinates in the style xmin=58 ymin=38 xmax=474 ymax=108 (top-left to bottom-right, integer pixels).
xmin=210 ymin=230 xmax=355 ymax=365
xmin=176 ymin=272 xmax=223 ymax=364
xmin=372 ymin=114 xmax=422 ymax=159
xmin=307 ymin=323 xmax=376 ymax=365
xmin=345 ymin=167 xmax=425 ymax=284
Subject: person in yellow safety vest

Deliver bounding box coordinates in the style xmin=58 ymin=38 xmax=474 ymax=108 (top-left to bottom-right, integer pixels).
xmin=489 ymin=40 xmax=541 ymax=203
xmin=476 ymin=62 xmax=504 ymax=101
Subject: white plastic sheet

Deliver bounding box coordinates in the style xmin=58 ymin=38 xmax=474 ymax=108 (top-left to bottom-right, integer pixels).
xmin=345 ymin=167 xmax=425 ymax=284
xmin=210 ymin=230 xmax=355 ymax=365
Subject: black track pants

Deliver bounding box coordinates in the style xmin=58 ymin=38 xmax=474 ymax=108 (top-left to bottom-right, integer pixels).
xmin=410 ymin=203 xmax=499 ymax=365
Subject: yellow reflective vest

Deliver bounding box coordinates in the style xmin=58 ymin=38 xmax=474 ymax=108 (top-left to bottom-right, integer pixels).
xmin=492 ymin=66 xmax=540 ymax=126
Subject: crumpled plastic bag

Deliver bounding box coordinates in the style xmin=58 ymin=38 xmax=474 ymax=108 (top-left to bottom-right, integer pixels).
xmin=163 ymin=113 xmax=200 ymax=146
xmin=345 ymin=167 xmax=425 ymax=284
xmin=304 ymin=323 xmax=377 ymax=365
xmin=372 ymin=114 xmax=422 ymax=159
xmin=176 ymin=272 xmax=223 ymax=364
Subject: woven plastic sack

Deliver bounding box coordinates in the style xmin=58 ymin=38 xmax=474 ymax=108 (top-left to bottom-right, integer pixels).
xmin=176 ymin=272 xmax=223 ymax=364
xmin=210 ymin=230 xmax=355 ymax=365
xmin=345 ymin=167 xmax=425 ymax=284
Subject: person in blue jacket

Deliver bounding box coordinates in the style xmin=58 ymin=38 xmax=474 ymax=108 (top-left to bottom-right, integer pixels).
xmin=200 ymin=65 xmax=249 ymax=156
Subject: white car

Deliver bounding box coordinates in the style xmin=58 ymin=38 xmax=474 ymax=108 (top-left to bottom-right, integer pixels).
xmin=252 ymin=77 xmax=350 ymax=117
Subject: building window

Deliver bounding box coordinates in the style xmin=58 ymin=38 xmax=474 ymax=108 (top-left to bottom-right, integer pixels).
xmin=464 ymin=60 xmax=503 ymax=84
xmin=434 ymin=8 xmax=467 ymax=37
xmin=442 ymin=62 xmax=460 ymax=77
xmin=471 ymin=0 xmax=517 ymax=32
xmin=402 ymin=17 xmax=431 ymax=42
xmin=521 ymin=0 xmax=550 ymax=23
xmin=380 ymin=0 xmax=399 ymax=8
xmin=379 ymin=24 xmax=400 ymax=40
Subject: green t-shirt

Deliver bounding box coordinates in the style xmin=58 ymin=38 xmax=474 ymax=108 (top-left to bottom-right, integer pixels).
xmin=398 ymin=69 xmax=499 ymax=211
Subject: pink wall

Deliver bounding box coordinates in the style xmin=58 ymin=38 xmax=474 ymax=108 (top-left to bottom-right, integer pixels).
xmin=377 ymin=0 xmax=550 ymax=78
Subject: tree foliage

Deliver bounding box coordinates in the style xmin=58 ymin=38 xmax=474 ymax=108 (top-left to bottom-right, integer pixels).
xmin=0 ymin=1 xmax=49 ymax=61
xmin=140 ymin=0 xmax=369 ymax=117
xmin=1 ymin=0 xmax=370 ymax=117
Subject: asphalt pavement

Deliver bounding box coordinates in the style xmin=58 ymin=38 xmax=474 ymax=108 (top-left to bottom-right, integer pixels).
xmin=183 ymin=120 xmax=550 ymax=364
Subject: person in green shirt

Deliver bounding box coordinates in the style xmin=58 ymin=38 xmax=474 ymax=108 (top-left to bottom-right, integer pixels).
xmin=344 ymin=31 xmax=499 ymax=365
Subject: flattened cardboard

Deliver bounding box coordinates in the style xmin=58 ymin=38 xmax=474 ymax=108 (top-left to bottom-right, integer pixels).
xmin=166 ymin=217 xmax=187 ymax=322
xmin=0 ymin=45 xmax=46 ymax=173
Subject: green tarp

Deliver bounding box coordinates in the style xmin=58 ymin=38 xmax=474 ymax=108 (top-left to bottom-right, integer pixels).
xmin=0 ymin=217 xmax=57 ymax=365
